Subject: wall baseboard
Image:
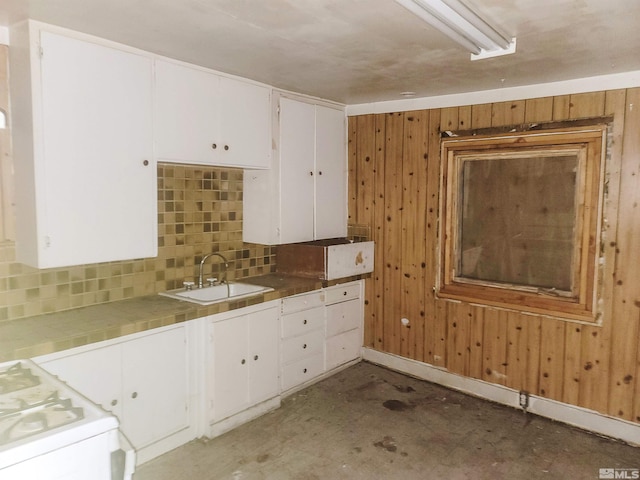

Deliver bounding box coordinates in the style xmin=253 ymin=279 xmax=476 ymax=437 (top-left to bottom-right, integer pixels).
xmin=363 ymin=347 xmax=640 ymax=447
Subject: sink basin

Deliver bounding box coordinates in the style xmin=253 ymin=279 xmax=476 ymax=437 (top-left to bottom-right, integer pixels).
xmin=159 ymin=282 xmax=274 ymax=305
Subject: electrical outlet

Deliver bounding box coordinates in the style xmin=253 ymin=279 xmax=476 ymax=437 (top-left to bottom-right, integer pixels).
xmin=519 ymin=390 xmax=529 ymax=409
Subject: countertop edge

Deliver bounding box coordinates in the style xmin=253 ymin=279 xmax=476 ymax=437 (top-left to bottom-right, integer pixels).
xmin=0 ymin=273 xmax=369 ymax=362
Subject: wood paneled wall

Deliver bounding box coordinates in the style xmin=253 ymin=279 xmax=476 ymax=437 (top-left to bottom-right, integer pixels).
xmin=348 ymin=89 xmax=640 ymax=423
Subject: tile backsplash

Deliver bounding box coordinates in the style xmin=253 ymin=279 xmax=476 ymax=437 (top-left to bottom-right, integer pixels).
xmin=0 ymin=163 xmax=276 ymax=323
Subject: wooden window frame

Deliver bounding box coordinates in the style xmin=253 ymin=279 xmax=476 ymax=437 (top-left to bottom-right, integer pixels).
xmin=438 ymin=125 xmax=607 ymax=322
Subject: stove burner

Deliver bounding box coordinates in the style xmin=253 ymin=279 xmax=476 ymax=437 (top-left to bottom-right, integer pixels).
xmin=18 ymin=411 xmax=48 ymax=433
xmin=0 ymin=362 xmax=41 ymax=395
xmin=0 ymin=391 xmax=85 ymax=445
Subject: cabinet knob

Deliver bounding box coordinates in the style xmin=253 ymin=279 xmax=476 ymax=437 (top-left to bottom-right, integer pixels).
xmin=309 ymin=171 xmax=314 ymax=176
xmin=224 ymin=145 xmax=230 ymax=151
xmin=303 ymin=368 xmax=308 ymax=373
xmin=111 ymin=399 xmax=118 ymax=406
xmin=254 ymin=355 xmax=259 ymax=361
xmin=143 ymin=159 xmax=149 ymax=166
xmin=131 ymin=392 xmax=138 ymax=399
xmin=212 ymin=143 xmax=217 ymax=149
xmin=303 ymin=319 xmax=308 ymax=325
xmin=303 ymin=343 xmax=307 ymax=349
xmin=318 ymin=171 xmax=323 ymax=175
xmin=343 ymin=291 xmax=348 ymax=296
xmin=241 ymin=358 xmax=246 ymax=365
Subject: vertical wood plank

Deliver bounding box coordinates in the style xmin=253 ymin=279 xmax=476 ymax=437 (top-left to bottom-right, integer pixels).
xmin=524 ymin=97 xmax=554 ymax=123
xmin=354 ymin=115 xmax=377 ymax=349
xmin=424 ymin=108 xmax=444 ymax=366
xmin=481 ymin=310 xmax=508 ymax=386
xmin=468 ymin=305 xmax=485 ymax=380
xmin=525 ymin=316 xmax=542 ymax=395
xmin=538 ymin=318 xmax=566 ymax=401
xmin=399 ymin=110 xmax=429 ymax=360
xmin=562 ymin=323 xmax=583 ymax=405
xmin=372 ymin=114 xmax=387 ymax=351
xmin=471 ymin=103 xmax=492 ymax=129
xmin=569 ymin=91 xmax=606 ymax=119
xmin=382 ymin=112 xmax=405 ymax=355
xmin=347 ymin=116 xmax=358 ymax=224
xmin=446 ymin=302 xmax=471 ymax=376
xmin=579 ymin=89 xmax=626 ymax=413
xmin=439 ymin=107 xmax=459 ymax=132
xmin=505 ymin=313 xmax=527 ymax=391
xmin=491 ymin=100 xmax=525 ymax=127
xmin=552 ymin=95 xmax=571 ymax=120
xmin=458 ymin=105 xmax=472 ymax=129
xmin=610 ymin=88 xmax=640 ymax=421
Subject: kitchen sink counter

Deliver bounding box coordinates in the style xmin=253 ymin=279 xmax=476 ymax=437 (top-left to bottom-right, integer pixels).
xmin=0 ymin=273 xmax=368 ymax=362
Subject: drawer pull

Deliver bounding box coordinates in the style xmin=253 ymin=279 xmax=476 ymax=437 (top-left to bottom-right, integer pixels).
xmin=111 ymin=399 xmax=118 ymax=407
xmin=343 ymin=291 xmax=347 ymax=296
xmin=241 ymin=358 xmax=246 ymax=365
xmin=303 ymin=368 xmax=308 ymax=373
xmin=303 ymin=344 xmax=307 ymax=349
xmin=131 ymin=392 xmax=138 ymax=399
xmin=303 ymin=319 xmax=308 ymax=325
xmin=254 ymin=355 xmax=259 ymax=361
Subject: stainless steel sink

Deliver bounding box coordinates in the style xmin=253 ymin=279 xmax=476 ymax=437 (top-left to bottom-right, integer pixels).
xmin=159 ymin=282 xmax=274 ymax=305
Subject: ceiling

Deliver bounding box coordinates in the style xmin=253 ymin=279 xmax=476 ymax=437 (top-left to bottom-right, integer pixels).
xmin=0 ymin=0 xmax=638 ymax=105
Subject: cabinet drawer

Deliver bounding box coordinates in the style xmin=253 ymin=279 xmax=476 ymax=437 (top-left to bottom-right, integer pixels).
xmin=325 ymin=282 xmax=360 ymax=305
xmin=281 ymin=353 xmax=325 ymax=392
xmin=281 ymin=329 xmax=324 ymax=365
xmin=281 ymin=290 xmax=324 ymax=315
xmin=326 ymin=299 xmax=361 ymax=337
xmin=281 ymin=306 xmax=324 ymax=338
xmin=326 ymin=329 xmax=362 ymax=371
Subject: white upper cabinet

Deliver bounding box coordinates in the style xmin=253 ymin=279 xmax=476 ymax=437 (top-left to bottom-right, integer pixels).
xmin=243 ymin=93 xmax=347 ymax=244
xmin=10 ymin=21 xmax=157 ymax=268
xmin=154 ymin=60 xmax=271 ymax=169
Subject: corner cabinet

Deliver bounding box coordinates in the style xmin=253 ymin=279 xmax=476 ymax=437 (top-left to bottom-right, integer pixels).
xmin=154 ymin=59 xmax=271 ymax=169
xmin=9 ymin=21 xmax=157 ymax=268
xmin=35 ymin=324 xmax=195 ymax=465
xmin=243 ymin=93 xmax=347 ymax=244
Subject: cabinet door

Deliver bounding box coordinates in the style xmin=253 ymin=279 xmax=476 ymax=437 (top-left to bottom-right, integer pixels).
xmin=154 ymin=60 xmax=219 ymax=164
xmin=210 ymin=315 xmax=250 ymax=421
xmin=247 ymin=306 xmax=279 ymax=404
xmin=217 ymin=77 xmax=271 ymax=169
xmin=326 ymin=299 xmax=361 ymax=337
xmin=315 ymin=105 xmax=347 ymax=239
xmin=120 ymin=326 xmax=190 ymax=449
xmin=38 ymin=345 xmax=123 ymax=420
xmin=35 ymin=31 xmax=155 ymax=267
xmin=279 ymin=97 xmax=316 ymax=243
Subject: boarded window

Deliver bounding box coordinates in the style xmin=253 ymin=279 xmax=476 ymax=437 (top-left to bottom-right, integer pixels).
xmin=439 ymin=126 xmax=606 ymax=322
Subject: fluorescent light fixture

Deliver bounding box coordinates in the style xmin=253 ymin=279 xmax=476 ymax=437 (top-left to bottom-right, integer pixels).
xmin=395 ymin=0 xmax=516 ymax=60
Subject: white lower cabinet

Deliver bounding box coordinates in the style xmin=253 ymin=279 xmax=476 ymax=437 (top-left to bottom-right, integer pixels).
xmin=280 ymin=290 xmax=326 ymax=392
xmin=206 ymin=300 xmax=280 ymax=436
xmin=325 ymin=282 xmax=364 ymax=371
xmin=279 ymin=280 xmax=364 ymax=394
xmin=35 ymin=324 xmax=194 ymax=464
xmin=32 ymin=281 xmax=364 ymax=462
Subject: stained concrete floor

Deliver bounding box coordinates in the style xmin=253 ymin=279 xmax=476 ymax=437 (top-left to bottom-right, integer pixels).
xmin=135 ymin=362 xmax=640 ymax=480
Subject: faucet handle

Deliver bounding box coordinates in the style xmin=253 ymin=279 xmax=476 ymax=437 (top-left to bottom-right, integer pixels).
xmin=183 ymin=281 xmax=195 ymax=291
xmin=206 ymin=277 xmax=218 ymax=286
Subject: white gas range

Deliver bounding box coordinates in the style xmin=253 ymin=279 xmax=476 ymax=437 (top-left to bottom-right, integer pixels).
xmin=0 ymin=359 xmax=135 ymax=480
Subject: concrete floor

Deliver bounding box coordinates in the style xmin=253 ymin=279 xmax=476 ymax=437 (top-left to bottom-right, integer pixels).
xmin=135 ymin=362 xmax=640 ymax=480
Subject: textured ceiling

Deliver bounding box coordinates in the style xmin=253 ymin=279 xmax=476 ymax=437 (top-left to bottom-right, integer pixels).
xmin=1 ymin=0 xmax=638 ymax=105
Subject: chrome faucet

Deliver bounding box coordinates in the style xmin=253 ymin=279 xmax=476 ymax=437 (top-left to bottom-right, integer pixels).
xmin=198 ymin=252 xmax=229 ymax=288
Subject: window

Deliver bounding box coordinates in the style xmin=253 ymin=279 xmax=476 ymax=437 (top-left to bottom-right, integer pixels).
xmin=438 ymin=125 xmax=606 ymax=322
